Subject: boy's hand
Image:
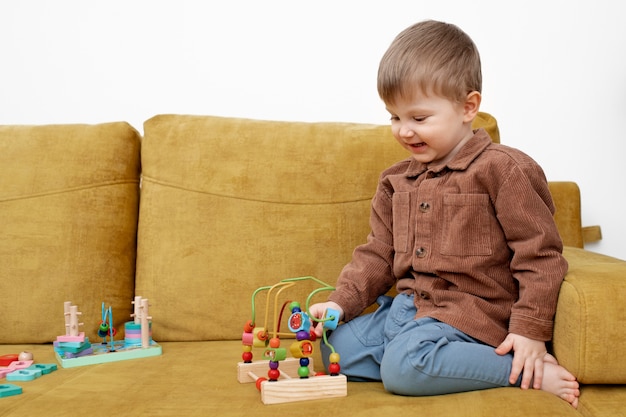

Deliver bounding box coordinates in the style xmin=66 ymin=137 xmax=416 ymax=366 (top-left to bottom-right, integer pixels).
xmin=308 ymin=301 xmax=344 ymax=338
xmin=495 ymin=333 xmax=547 ymax=390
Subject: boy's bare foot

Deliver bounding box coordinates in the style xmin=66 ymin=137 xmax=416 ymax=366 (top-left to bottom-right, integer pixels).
xmin=541 ymin=360 xmax=580 ymax=408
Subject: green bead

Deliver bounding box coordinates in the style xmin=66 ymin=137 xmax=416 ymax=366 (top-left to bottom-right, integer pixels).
xmin=298 ymin=366 xmax=310 ymax=378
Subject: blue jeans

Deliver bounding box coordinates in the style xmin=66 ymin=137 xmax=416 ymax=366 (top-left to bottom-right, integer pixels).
xmin=321 ymin=293 xmax=519 ymax=396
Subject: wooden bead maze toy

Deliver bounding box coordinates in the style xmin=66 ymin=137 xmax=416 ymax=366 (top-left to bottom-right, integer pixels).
xmin=237 ymin=276 xmax=347 ymax=405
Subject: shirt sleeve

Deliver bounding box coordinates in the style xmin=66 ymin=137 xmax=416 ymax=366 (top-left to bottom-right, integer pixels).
xmin=495 ymin=162 xmax=568 ymax=341
xmin=328 ymin=179 xmax=398 ymax=322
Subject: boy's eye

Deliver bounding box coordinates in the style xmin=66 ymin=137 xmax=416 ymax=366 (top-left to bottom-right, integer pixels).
xmin=389 ymin=115 xmax=400 ymax=121
xmin=414 ymin=116 xmax=426 ymax=122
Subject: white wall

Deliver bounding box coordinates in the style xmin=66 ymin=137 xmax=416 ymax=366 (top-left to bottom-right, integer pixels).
xmin=2 ymin=1 xmax=624 ymax=260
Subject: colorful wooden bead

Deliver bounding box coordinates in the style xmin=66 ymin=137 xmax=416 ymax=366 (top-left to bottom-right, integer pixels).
xmin=242 ymin=351 xmax=253 ymax=362
xmin=253 ymin=327 xmax=269 ymax=347
xmin=295 ymin=330 xmax=309 ymax=341
xmin=255 ymin=377 xmax=267 ymax=391
xmin=323 ymin=308 xmax=340 ymax=330
xmin=329 ymin=352 xmax=340 ymax=364
xmin=328 ymin=363 xmax=341 ymax=375
xmin=263 ymin=348 xmax=287 ymax=361
xmin=242 ymin=332 xmax=254 ymax=346
xmin=288 ymin=311 xmax=311 ymax=333
xmin=298 ymin=366 xmax=309 ymax=378
xmin=289 ymin=340 xmax=314 ymax=358
xmin=269 ymin=337 xmax=281 ymax=348
xmin=243 ymin=320 xmax=255 ymax=333
xmin=267 ymin=368 xmax=280 ymax=381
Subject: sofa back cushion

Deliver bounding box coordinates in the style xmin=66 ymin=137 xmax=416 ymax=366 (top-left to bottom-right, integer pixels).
xmin=0 ymin=122 xmax=140 ymax=343
xmin=137 ymin=113 xmax=499 ymax=341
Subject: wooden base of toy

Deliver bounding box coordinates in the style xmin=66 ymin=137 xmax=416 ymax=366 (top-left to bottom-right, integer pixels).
xmin=55 ymin=341 xmax=162 ymax=368
xmin=238 ymin=358 xmax=347 ymax=405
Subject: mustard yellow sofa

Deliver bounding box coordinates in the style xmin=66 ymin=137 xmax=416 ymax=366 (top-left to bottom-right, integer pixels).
xmin=1 ymin=113 xmax=625 ymax=417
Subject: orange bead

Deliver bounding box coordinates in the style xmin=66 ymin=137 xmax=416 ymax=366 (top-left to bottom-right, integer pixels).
xmin=243 ymin=320 xmax=255 ymax=333
xmin=269 ymin=337 xmax=281 ymax=348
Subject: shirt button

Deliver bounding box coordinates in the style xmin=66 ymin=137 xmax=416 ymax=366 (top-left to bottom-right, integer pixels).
xmin=415 ymin=247 xmax=427 ymax=258
xmin=419 ymin=202 xmax=430 ymax=212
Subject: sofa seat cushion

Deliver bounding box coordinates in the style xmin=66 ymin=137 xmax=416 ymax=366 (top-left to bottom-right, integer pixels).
xmin=0 ymin=122 xmax=141 ymax=343
xmin=0 ymin=341 xmax=590 ymax=417
xmin=577 ymin=385 xmax=626 ymax=417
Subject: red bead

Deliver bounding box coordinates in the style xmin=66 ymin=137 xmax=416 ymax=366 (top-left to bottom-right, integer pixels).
xmin=242 ymin=351 xmax=253 ymax=362
xmin=315 ymin=371 xmax=326 ymax=376
xmin=255 ymin=377 xmax=267 ymax=391
xmin=328 ymin=363 xmax=341 ymax=375
xmin=268 ymin=369 xmax=280 ymax=380
xmin=309 ymin=329 xmax=317 ymax=341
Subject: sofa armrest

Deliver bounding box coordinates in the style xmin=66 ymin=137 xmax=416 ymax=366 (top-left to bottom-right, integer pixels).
xmin=582 ymin=225 xmax=603 ymax=244
xmin=553 ymin=246 xmax=626 ymax=384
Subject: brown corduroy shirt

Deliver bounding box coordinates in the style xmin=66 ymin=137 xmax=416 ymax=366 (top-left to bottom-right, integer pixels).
xmin=328 ymin=129 xmax=568 ymax=347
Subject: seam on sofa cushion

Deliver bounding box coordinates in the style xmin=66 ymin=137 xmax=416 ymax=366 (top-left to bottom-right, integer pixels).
xmin=141 ymin=176 xmax=373 ymax=205
xmin=0 ymin=179 xmax=140 ymax=203
xmin=561 ymin=279 xmax=587 ymax=381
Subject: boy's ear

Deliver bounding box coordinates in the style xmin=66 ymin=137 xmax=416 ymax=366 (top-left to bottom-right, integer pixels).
xmin=463 ymin=91 xmax=481 ymax=122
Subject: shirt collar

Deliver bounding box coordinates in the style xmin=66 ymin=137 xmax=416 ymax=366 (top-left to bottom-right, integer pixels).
xmin=404 ymin=128 xmax=493 ymax=178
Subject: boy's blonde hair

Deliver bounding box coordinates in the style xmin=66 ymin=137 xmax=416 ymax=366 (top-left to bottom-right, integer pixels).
xmin=378 ymin=20 xmax=482 ymax=104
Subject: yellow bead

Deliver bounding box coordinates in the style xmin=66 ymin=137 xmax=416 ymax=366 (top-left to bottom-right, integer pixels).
xmin=242 ymin=345 xmax=252 ymax=352
xmin=329 ymin=352 xmax=340 ymax=363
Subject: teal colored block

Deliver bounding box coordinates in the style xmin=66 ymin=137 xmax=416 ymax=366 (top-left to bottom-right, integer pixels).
xmin=26 ymin=363 xmax=58 ymax=375
xmin=323 ymin=308 xmax=340 ymax=330
xmin=6 ymin=369 xmax=41 ymax=381
xmin=0 ymin=384 xmax=23 ymax=398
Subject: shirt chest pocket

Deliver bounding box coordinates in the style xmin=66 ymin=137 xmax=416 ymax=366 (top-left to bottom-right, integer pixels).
xmin=441 ymin=193 xmax=493 ymax=256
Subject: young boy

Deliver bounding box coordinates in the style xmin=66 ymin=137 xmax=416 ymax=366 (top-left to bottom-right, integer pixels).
xmin=310 ymin=20 xmax=580 ymax=407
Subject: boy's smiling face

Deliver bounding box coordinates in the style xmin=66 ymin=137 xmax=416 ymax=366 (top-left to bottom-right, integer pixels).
xmin=386 ymin=90 xmax=480 ymax=167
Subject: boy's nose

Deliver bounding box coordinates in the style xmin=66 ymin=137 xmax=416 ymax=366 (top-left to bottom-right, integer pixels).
xmin=399 ymin=123 xmax=416 ymax=138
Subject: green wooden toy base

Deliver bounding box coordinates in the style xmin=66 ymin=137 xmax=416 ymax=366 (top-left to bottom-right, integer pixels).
xmin=55 ymin=341 xmax=162 ymax=368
